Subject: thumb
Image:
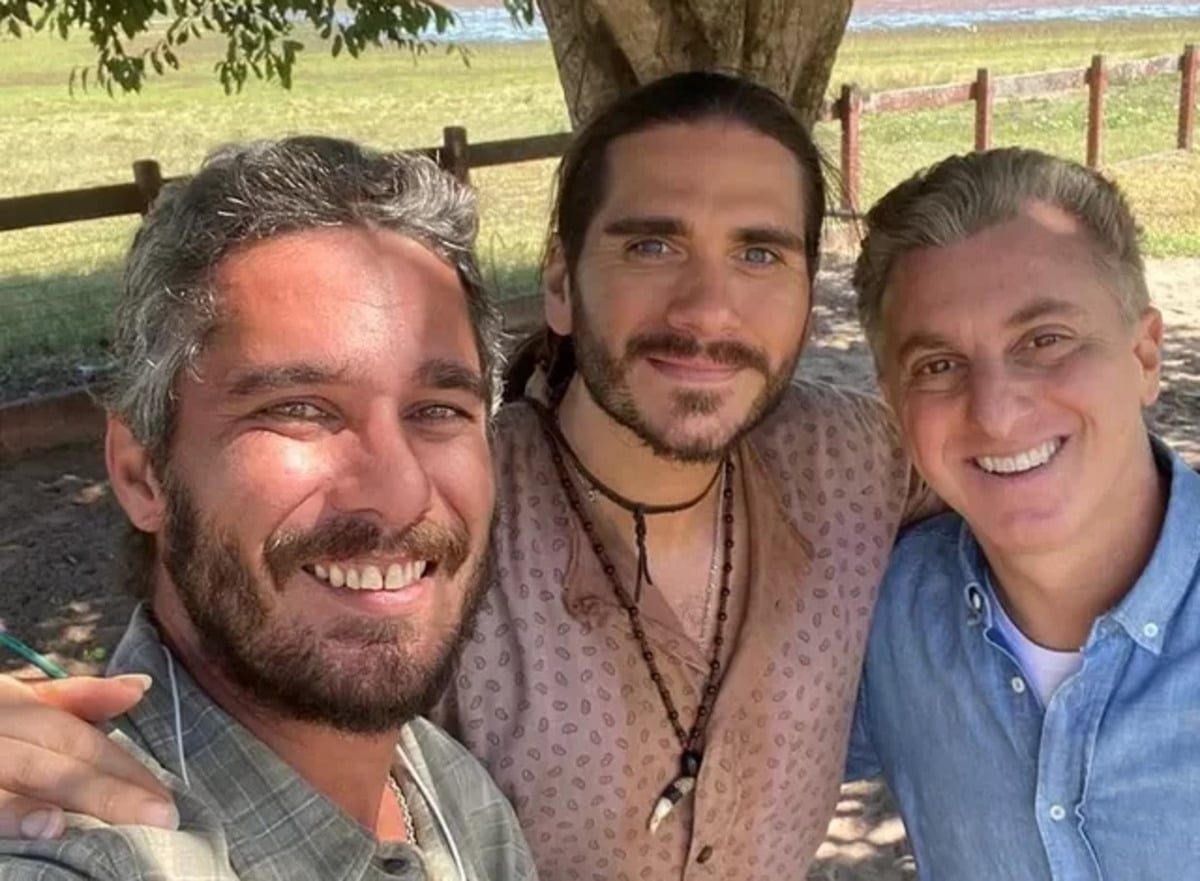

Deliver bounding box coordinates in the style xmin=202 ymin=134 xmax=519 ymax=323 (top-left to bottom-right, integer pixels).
xmin=28 ymin=675 xmax=152 ymax=723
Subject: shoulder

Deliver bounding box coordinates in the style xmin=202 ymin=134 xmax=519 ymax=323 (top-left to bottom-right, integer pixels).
xmin=493 ymin=401 xmax=542 ymax=458
xmin=748 ymin=380 xmax=914 ymax=522
xmin=872 ymin=512 xmax=970 ymax=626
xmin=751 ymin=380 xmax=903 ymax=465
xmin=0 ymin=819 xmax=233 ymax=881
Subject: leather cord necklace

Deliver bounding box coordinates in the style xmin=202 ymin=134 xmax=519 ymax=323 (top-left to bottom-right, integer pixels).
xmin=532 ymin=400 xmax=737 ymax=833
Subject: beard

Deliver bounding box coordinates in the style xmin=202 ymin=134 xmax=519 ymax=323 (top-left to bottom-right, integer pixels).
xmin=159 ymin=482 xmax=490 ymax=735
xmin=571 ymin=295 xmax=803 ymax=463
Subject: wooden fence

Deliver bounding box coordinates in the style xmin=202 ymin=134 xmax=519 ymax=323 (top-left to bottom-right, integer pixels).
xmin=0 ymin=44 xmax=1195 ymax=233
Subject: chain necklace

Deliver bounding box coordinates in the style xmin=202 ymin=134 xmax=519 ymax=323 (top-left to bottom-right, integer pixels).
xmin=535 ymin=402 xmax=737 ymax=834
xmin=387 ymin=773 xmax=417 ymax=845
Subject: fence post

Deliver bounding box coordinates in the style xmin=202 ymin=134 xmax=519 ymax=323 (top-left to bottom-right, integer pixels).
xmin=973 ymin=67 xmax=992 ymax=151
xmin=1179 ymin=44 xmax=1197 ymax=150
xmin=839 ymin=84 xmax=862 ymax=213
xmin=1086 ymin=54 xmax=1106 ymax=168
xmin=132 ymin=159 xmax=162 ymax=214
xmin=441 ymin=126 xmax=471 ymax=184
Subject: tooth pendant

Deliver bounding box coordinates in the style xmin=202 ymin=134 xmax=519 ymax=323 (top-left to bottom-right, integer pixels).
xmin=648 ymin=751 xmax=701 ymax=834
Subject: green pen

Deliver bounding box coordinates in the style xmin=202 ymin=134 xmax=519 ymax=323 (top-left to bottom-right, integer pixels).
xmin=0 ymin=630 xmax=71 ymax=679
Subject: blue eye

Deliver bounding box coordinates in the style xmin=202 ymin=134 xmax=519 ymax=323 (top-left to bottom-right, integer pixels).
xmin=741 ymin=246 xmax=780 ymax=265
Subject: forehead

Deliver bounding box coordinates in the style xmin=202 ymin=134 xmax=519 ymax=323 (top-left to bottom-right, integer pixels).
xmin=201 ymin=226 xmax=478 ymax=381
xmin=595 ymin=120 xmax=808 ymax=231
xmin=883 ymin=202 xmax=1120 ymax=338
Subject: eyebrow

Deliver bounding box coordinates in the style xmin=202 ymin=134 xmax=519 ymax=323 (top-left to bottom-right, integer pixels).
xmin=601 ymin=216 xmax=686 ymax=238
xmin=225 ymin=363 xmax=350 ymax=398
xmin=732 ymin=225 xmax=805 ymax=253
xmin=414 ymin=358 xmax=488 ymax=403
xmin=223 ymin=358 xmax=485 ymax=403
xmin=1006 ymin=297 xmax=1088 ymax=327
xmin=891 ymin=298 xmax=1090 ymax=366
xmin=601 ymin=216 xmax=805 ymax=252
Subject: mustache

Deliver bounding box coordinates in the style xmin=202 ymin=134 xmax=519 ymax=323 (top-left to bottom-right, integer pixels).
xmin=263 ymin=517 xmax=470 ymax=583
xmin=624 ymin=331 xmax=770 ymax=375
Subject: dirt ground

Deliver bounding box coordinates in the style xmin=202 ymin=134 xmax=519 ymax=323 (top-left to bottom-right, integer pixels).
xmin=1 ymin=257 xmax=1197 ymax=879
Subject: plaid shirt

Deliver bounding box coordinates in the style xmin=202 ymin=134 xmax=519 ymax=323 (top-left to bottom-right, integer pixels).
xmin=0 ymin=607 xmax=537 ymax=881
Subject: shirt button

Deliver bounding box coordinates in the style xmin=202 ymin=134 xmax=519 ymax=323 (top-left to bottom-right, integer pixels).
xmin=1143 ymin=622 xmax=1160 ymax=639
xmin=1010 ymin=675 xmax=1027 ymax=694
xmin=1049 ymin=804 xmax=1067 ymax=822
xmin=696 ymin=845 xmax=714 ymax=864
xmin=381 ymin=855 xmax=417 ymax=876
xmin=966 ymin=585 xmax=984 ymax=613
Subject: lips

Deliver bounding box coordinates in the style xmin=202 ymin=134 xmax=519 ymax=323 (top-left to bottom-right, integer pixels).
xmin=646 ymin=356 xmax=741 ymax=382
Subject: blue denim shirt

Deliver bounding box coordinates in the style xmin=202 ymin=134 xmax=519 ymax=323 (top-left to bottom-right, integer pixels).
xmin=847 ymin=440 xmax=1200 ymax=880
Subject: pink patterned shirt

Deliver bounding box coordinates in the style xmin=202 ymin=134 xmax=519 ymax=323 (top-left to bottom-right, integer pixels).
xmin=432 ymin=381 xmax=928 ymax=880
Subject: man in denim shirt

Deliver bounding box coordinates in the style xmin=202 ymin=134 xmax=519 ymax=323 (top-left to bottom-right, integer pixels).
xmin=847 ymin=147 xmax=1200 ymax=880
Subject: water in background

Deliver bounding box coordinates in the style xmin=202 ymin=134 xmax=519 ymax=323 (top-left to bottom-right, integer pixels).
xmin=446 ymin=3 xmax=1199 ymax=43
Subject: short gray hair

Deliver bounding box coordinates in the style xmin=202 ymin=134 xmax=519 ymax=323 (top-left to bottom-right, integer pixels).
xmin=105 ymin=136 xmax=501 ymax=466
xmin=853 ymin=147 xmax=1149 ymax=363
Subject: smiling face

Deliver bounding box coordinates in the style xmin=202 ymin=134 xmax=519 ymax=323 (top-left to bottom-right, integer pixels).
xmin=109 ymin=225 xmax=495 ymax=732
xmin=546 ymin=120 xmax=813 ymax=462
xmin=879 ymin=200 xmax=1163 ymax=555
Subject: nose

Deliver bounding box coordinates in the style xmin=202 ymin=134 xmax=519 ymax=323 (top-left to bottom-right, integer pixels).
xmin=330 ymin=411 xmax=433 ymax=529
xmin=967 ymin=362 xmax=1034 ymax=440
xmin=664 ymin=252 xmax=740 ymax=338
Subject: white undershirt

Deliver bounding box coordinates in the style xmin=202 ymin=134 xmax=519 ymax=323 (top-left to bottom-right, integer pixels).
xmin=992 ymin=597 xmax=1084 ymax=704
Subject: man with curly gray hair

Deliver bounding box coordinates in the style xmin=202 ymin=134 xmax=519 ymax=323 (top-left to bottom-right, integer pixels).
xmin=0 ymin=135 xmax=534 ymax=881
xmin=846 ymin=147 xmax=1200 ymax=881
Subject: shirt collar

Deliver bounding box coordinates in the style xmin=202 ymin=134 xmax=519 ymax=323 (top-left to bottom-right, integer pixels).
xmin=955 ymin=437 xmax=1200 ymax=655
xmin=105 ymin=607 xmax=425 ymax=878
xmin=1106 ymin=438 xmax=1200 ymax=653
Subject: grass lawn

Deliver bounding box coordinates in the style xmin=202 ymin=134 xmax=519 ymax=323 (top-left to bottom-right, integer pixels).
xmin=0 ymin=16 xmax=1197 ymax=397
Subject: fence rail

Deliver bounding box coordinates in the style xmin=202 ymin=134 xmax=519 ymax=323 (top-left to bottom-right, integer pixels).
xmin=0 ymin=44 xmax=1194 ymax=233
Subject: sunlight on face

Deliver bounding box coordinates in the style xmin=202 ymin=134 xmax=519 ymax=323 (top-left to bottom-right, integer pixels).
xmin=157 ymin=227 xmax=496 ymax=730
xmin=559 ymin=121 xmax=813 ymax=461
xmin=879 ymin=201 xmax=1162 ymax=554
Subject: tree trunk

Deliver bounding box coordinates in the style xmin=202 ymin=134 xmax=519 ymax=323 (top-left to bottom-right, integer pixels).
xmin=535 ymin=0 xmax=853 ymax=128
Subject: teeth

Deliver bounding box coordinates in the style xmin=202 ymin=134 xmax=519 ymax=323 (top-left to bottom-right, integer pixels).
xmin=309 ymin=560 xmax=428 ymax=591
xmin=360 ymin=565 xmax=383 ymax=591
xmin=976 ymin=439 xmax=1061 ymax=475
xmin=385 ymin=563 xmax=408 ymax=590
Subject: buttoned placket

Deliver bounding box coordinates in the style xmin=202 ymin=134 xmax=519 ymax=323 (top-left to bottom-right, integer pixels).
xmin=965 ymin=577 xmax=1133 ymax=881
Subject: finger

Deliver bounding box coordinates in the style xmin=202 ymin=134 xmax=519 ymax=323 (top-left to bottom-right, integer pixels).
xmin=0 ymin=738 xmax=178 ymax=830
xmin=0 ymin=792 xmax=66 ymax=840
xmin=28 ymin=675 xmax=152 ymax=723
xmin=0 ymin=703 xmax=172 ymax=799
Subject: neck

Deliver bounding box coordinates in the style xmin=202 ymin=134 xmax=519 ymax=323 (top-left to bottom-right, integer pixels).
xmin=150 ymin=596 xmax=406 ymax=838
xmin=556 ymin=376 xmax=727 ymax=516
xmin=982 ymin=437 xmax=1168 ymax=650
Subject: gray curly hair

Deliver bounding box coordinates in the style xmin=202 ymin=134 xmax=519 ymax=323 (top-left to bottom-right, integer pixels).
xmin=105 ymin=135 xmax=501 ymax=467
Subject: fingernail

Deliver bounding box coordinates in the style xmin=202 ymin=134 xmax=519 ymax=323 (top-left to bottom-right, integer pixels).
xmin=19 ymin=808 xmax=63 ymax=840
xmin=114 ymin=674 xmax=153 ymax=694
xmin=137 ymin=800 xmax=179 ymax=830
